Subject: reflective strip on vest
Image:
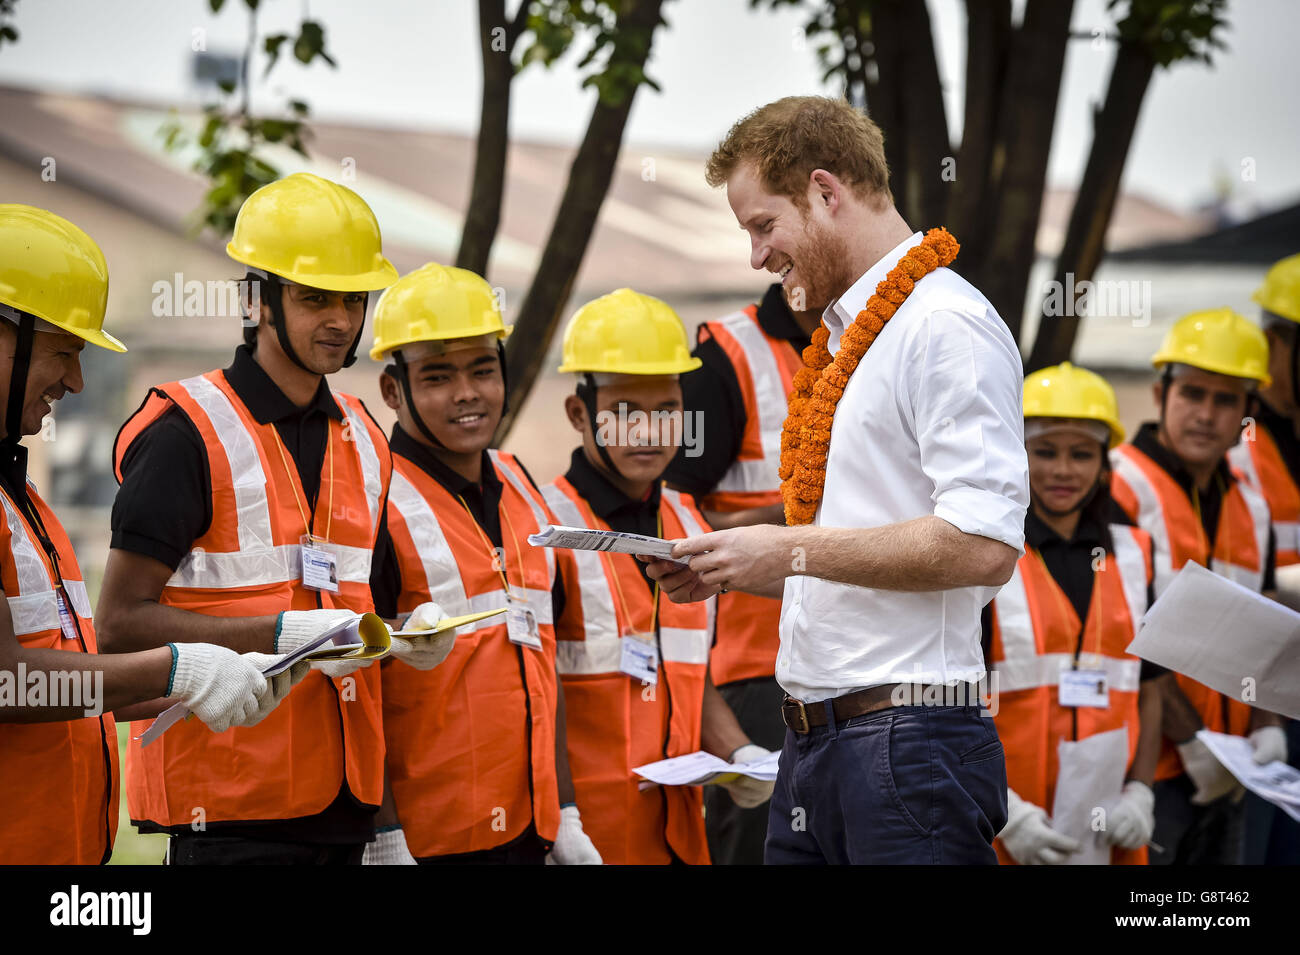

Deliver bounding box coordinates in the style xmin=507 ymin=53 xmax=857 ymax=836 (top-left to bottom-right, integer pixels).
xmin=1230 ymin=438 xmax=1300 ymax=558
xmin=0 ymin=492 xmax=91 ymax=635
xmin=661 ymin=487 xmax=717 ymax=646
xmin=339 ymin=398 xmax=383 ymax=535
xmin=711 ymin=310 xmax=785 ymax=495
xmin=165 ymin=376 xmax=381 ymax=590
xmin=1110 ymin=527 xmax=1148 ymax=640
xmin=997 ymin=652 xmax=1142 ymax=694
xmin=176 ymin=374 xmax=273 ymax=551
xmin=541 ymin=483 xmax=620 ymax=674
xmin=490 ymin=450 xmax=556 ymax=580
xmin=169 ymin=543 xmax=374 ymax=590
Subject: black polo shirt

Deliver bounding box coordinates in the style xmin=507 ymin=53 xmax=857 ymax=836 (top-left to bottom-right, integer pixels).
xmin=662 ymin=284 xmax=812 ymax=500
xmin=112 ymin=344 xmax=375 ymax=844
xmin=981 ymin=505 xmax=1165 ymax=680
xmin=1129 ymin=422 xmax=1276 ymax=589
xmin=369 ymin=426 xmax=505 ymax=620
xmin=562 ymin=447 xmax=661 ymax=594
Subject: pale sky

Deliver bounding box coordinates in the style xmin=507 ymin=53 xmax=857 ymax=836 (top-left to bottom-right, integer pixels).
xmin=1 ymin=0 xmax=1296 ymax=215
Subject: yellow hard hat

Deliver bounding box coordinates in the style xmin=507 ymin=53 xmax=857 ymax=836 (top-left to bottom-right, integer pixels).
xmin=557 ymin=288 xmax=701 ymax=376
xmin=1151 ymin=307 xmax=1271 ymax=386
xmin=1254 ymin=253 xmax=1300 ymax=324
xmin=369 ymin=263 xmax=510 ymax=361
xmin=1023 ymin=362 xmax=1124 ymax=447
xmin=226 ymin=172 xmax=398 ymax=292
xmin=0 ymin=204 xmax=126 ymax=352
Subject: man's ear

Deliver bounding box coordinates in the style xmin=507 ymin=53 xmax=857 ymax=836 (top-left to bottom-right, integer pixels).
xmin=564 ymin=393 xmax=587 ymax=434
xmin=379 ymin=371 xmax=401 ymax=411
xmin=809 ymin=168 xmax=840 ymax=213
xmin=1152 ymin=379 xmax=1164 ymax=407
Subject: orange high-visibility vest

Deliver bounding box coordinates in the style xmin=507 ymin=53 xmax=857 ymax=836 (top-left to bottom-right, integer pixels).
xmin=382 ymin=448 xmax=560 ymax=858
xmin=544 ymin=477 xmax=713 ymax=865
xmin=1229 ymin=423 xmax=1300 ymax=566
xmin=696 ymin=305 xmax=801 ymax=687
xmin=113 ymin=370 xmax=391 ymax=826
xmin=0 ymin=481 xmax=119 ymax=864
xmin=988 ymin=524 xmax=1153 ymax=865
xmin=1110 ymin=443 xmax=1268 ymax=780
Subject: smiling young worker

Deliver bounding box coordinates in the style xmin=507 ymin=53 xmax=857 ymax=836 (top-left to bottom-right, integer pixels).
xmin=542 ymin=290 xmax=773 ymax=865
xmin=0 ymin=205 xmax=306 ymax=865
xmin=643 ymin=95 xmax=1028 ymax=865
xmin=367 ymin=263 xmax=599 ymax=865
xmin=96 ymin=173 xmax=400 ymax=865
xmin=1109 ymin=308 xmax=1287 ymax=865
xmin=985 ymin=363 xmax=1169 ymax=866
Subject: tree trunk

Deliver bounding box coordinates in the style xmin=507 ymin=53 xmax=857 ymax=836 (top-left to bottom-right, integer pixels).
xmin=496 ymin=0 xmax=666 ymax=439
xmin=867 ymin=0 xmax=950 ymax=230
xmin=969 ymin=0 xmax=1075 ymax=344
xmin=946 ymin=0 xmax=1010 ymax=271
xmin=1025 ymin=40 xmax=1156 ymax=371
xmin=456 ymin=0 xmax=526 ymax=275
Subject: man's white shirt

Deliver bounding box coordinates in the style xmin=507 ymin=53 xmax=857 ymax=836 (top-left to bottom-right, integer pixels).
xmin=777 ymin=232 xmax=1029 ymax=703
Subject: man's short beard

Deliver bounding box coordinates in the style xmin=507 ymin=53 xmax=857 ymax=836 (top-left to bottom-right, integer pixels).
xmin=786 ymin=214 xmax=854 ymax=313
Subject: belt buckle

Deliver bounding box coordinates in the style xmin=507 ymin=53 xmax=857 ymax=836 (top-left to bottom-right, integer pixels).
xmin=784 ymin=697 xmax=811 ymax=735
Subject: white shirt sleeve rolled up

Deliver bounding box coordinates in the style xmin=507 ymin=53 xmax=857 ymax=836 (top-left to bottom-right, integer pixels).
xmin=904 ymin=307 xmax=1028 ymax=554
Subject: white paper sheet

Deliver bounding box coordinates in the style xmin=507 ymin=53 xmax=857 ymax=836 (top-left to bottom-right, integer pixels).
xmin=632 ymin=749 xmax=781 ymax=789
xmin=1051 ymin=727 xmax=1129 ymax=865
xmin=528 ymin=524 xmax=686 ymax=563
xmin=1197 ymin=729 xmax=1300 ymax=822
xmin=1129 ymin=562 xmax=1300 ymax=719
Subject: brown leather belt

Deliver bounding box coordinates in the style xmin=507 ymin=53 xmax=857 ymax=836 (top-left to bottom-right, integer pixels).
xmin=781 ymin=684 xmax=934 ymax=734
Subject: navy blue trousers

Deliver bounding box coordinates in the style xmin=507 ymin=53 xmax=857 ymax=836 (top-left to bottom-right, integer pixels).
xmin=764 ymin=703 xmax=1008 ymax=864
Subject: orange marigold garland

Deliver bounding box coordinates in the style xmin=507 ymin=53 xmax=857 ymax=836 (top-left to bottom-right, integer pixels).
xmin=779 ymin=227 xmax=960 ymax=525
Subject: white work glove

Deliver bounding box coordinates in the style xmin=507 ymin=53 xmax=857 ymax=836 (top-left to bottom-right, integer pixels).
xmin=388 ymin=601 xmax=457 ymax=671
xmin=1103 ymin=780 xmax=1155 ymax=850
xmin=168 ymin=644 xmax=308 ymax=733
xmin=721 ymin=743 xmax=776 ymax=809
xmin=997 ymin=789 xmax=1081 ymax=865
xmin=545 ymin=805 xmax=603 ymax=865
xmin=363 ymin=827 xmax=417 ymax=865
xmin=1250 ymin=725 xmax=1288 ymax=765
xmin=1177 ymin=736 xmax=1243 ymax=805
xmin=276 ymin=609 xmax=374 ymax=678
xmin=275 ymin=608 xmax=356 ymax=653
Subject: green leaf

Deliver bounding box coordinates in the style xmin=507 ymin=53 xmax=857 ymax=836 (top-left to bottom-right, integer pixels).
xmin=263 ymin=33 xmax=289 ymax=75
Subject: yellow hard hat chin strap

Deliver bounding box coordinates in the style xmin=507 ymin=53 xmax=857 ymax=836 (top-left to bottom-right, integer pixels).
xmin=576 ymin=373 xmax=623 ymax=481
xmin=246 ymin=269 xmax=369 ymax=371
xmin=0 ymin=309 xmax=36 ymax=489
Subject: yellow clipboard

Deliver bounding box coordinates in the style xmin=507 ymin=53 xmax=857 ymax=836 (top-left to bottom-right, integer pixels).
xmin=303 ymin=612 xmax=392 ymax=662
xmin=388 ymin=606 xmax=508 ymax=637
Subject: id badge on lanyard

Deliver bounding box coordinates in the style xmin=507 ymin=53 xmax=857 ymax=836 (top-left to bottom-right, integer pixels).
xmin=619 ymin=631 xmax=659 ymax=684
xmin=56 ymin=592 xmax=78 ymax=641
xmin=506 ymin=590 xmax=543 ymax=651
xmin=1059 ymin=660 xmax=1109 ymax=708
xmin=300 ymin=534 xmax=340 ymax=593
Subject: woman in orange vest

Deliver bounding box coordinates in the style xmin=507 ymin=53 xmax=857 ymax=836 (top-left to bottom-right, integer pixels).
xmin=367 ymin=263 xmax=599 ymax=865
xmin=0 ymin=205 xmax=306 ymax=865
xmin=985 ymin=363 xmax=1167 ymax=865
xmin=97 ymin=175 xmax=401 ymax=865
xmin=546 ymin=289 xmax=774 ymax=865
